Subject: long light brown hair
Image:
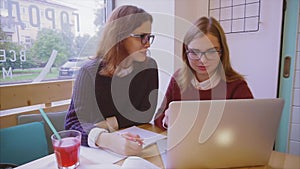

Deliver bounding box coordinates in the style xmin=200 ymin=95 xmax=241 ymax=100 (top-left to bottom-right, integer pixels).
xmin=95 ymin=5 xmax=153 ymax=76
xmin=177 ymin=17 xmax=244 ymax=91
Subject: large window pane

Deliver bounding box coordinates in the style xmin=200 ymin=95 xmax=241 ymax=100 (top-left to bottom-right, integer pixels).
xmin=0 ymin=0 xmax=107 ymax=85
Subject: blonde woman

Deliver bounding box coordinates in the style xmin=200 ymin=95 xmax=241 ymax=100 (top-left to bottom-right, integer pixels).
xmin=155 ymin=17 xmax=253 ymax=130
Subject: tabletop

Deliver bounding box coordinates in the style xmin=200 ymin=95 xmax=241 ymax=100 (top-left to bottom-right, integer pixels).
xmin=15 ymin=124 xmax=300 ymax=169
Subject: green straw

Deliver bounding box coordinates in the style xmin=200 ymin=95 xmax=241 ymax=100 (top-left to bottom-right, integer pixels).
xmin=39 ymin=108 xmax=61 ymax=140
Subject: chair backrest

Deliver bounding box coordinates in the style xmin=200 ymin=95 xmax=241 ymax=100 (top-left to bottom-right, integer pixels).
xmin=17 ymin=111 xmax=67 ymax=153
xmin=0 ymin=122 xmax=49 ymax=166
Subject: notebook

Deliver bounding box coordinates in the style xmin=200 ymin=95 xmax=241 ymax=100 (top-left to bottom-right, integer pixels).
xmin=166 ymin=98 xmax=284 ymax=168
xmin=117 ymin=126 xmax=166 ymax=149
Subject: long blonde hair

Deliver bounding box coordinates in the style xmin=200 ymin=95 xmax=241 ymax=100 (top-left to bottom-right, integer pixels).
xmin=177 ymin=17 xmax=244 ymax=91
xmin=95 ymin=5 xmax=153 ymax=76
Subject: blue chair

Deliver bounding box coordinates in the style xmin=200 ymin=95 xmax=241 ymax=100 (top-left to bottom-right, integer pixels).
xmin=0 ymin=122 xmax=49 ymax=166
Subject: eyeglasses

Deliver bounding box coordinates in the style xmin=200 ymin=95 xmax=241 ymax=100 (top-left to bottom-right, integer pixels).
xmin=130 ymin=33 xmax=155 ymax=45
xmin=186 ymin=48 xmax=222 ymax=61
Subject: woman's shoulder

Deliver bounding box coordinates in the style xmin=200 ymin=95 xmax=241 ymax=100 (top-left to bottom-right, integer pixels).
xmin=226 ymin=78 xmax=248 ymax=86
xmin=134 ymin=57 xmax=158 ymax=69
xmin=81 ymin=58 xmax=100 ymax=69
xmin=145 ymin=57 xmax=158 ymax=68
xmin=167 ymin=69 xmax=181 ymax=85
xmin=79 ymin=58 xmax=102 ymax=76
xmin=225 ymin=79 xmax=252 ymax=93
xmin=225 ymin=78 xmax=253 ymax=99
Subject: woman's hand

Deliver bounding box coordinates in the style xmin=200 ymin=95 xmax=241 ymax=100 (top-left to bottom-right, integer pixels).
xmin=96 ymin=132 xmax=143 ymax=156
xmin=121 ymin=132 xmax=144 ymax=146
xmin=94 ymin=116 xmax=119 ymax=132
xmin=162 ymin=108 xmax=171 ymax=129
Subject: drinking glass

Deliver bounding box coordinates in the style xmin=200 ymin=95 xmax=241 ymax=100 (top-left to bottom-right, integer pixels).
xmin=51 ymin=130 xmax=81 ymax=169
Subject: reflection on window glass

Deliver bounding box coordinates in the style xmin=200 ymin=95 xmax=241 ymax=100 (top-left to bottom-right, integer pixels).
xmin=0 ymin=0 xmax=106 ymax=85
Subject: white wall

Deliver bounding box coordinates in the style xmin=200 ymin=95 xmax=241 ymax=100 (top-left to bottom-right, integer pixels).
xmin=185 ymin=0 xmax=283 ymax=98
xmin=173 ymin=0 xmax=209 ymax=71
xmin=227 ymin=1 xmax=283 ymax=98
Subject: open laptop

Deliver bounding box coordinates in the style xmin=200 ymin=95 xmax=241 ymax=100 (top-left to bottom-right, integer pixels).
xmin=164 ymin=98 xmax=284 ymax=169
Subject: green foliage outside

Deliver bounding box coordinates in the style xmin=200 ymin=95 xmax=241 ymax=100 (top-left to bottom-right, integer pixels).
xmin=75 ymin=31 xmax=102 ymax=57
xmin=28 ymin=28 xmax=71 ymax=67
xmin=0 ymin=6 xmax=105 ymax=84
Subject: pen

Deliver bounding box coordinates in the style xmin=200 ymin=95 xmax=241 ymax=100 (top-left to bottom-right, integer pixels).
xmin=121 ymin=133 xmax=144 ymax=145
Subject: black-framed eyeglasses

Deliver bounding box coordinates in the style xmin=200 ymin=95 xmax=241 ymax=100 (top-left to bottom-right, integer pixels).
xmin=186 ymin=48 xmax=222 ymax=61
xmin=130 ymin=33 xmax=155 ymax=45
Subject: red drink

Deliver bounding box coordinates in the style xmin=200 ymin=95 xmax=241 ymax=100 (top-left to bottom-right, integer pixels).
xmin=52 ymin=130 xmax=81 ymax=169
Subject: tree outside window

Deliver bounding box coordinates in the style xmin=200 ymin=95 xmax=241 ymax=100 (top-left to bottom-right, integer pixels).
xmin=0 ymin=0 xmax=108 ymax=85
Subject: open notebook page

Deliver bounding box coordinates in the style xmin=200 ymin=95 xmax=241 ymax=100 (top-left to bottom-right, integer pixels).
xmin=80 ymin=146 xmax=126 ymax=164
xmin=117 ymin=126 xmax=167 ymax=148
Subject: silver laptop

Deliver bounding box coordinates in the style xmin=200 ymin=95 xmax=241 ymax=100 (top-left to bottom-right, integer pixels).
xmin=166 ymin=98 xmax=284 ymax=169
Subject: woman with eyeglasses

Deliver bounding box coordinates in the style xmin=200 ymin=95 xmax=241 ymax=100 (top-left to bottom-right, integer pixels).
xmin=65 ymin=5 xmax=158 ymax=156
xmin=154 ymin=16 xmax=253 ymax=130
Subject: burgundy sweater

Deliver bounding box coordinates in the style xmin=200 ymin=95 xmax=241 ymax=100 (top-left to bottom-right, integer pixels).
xmin=154 ymin=74 xmax=253 ymax=130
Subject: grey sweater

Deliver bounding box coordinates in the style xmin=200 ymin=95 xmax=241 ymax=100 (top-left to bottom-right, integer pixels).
xmin=65 ymin=57 xmax=158 ymax=146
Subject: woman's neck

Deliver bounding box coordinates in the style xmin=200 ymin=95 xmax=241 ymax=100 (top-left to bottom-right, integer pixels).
xmin=119 ymin=57 xmax=133 ymax=68
xmin=195 ymin=73 xmax=209 ymax=82
xmin=195 ymin=68 xmax=220 ymax=82
xmin=118 ymin=49 xmax=132 ymax=68
xmin=191 ymin=70 xmax=221 ymax=90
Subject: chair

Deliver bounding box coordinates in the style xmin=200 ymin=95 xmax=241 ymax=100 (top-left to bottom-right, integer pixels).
xmin=0 ymin=122 xmax=48 ymax=166
xmin=18 ymin=111 xmax=67 ymax=153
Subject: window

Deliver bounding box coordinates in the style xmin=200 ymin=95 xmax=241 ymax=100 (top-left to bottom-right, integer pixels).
xmin=0 ymin=0 xmax=8 ymax=9
xmin=0 ymin=0 xmax=110 ymax=85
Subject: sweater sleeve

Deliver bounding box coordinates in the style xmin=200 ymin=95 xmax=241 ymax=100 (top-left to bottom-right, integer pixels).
xmin=65 ymin=63 xmax=105 ymax=146
xmin=65 ymin=100 xmax=89 ymax=146
xmin=154 ymin=76 xmax=181 ymax=130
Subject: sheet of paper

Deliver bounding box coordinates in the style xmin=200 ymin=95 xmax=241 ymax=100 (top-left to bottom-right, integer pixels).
xmin=80 ymin=146 xmax=126 ymax=164
xmin=117 ymin=126 xmax=167 ymax=148
xmin=121 ymin=156 xmax=160 ymax=169
xmin=79 ymin=156 xmax=160 ymax=169
xmin=80 ymin=164 xmax=121 ymax=169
